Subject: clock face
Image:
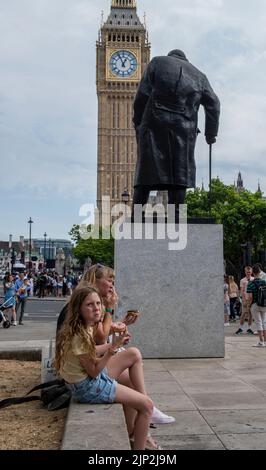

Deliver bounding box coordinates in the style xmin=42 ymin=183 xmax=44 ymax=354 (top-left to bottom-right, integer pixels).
xmin=109 ymin=51 xmax=138 ymax=78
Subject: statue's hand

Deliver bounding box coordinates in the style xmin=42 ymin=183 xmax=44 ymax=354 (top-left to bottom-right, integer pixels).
xmin=206 ymin=135 xmax=217 ymax=145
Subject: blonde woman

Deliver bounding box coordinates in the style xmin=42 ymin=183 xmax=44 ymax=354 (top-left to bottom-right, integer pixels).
xmin=228 ymin=276 xmax=239 ymax=321
xmin=3 ymin=274 xmax=17 ymax=326
xmin=54 ymin=286 xmax=156 ymax=451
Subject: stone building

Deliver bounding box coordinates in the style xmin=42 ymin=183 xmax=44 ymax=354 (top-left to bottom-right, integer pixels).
xmin=96 ymin=0 xmax=150 ymax=219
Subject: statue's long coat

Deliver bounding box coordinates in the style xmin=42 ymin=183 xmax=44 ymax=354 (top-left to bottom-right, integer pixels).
xmin=133 ymin=54 xmax=220 ymax=189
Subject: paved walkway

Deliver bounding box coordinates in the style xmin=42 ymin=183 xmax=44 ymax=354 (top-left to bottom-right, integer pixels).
xmin=145 ymin=330 xmax=266 ymax=450
xmin=0 ymin=322 xmax=57 ymax=341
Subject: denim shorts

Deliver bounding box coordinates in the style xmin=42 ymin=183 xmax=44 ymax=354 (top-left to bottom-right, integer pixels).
xmin=224 ymin=302 xmax=230 ymax=315
xmin=67 ymin=368 xmax=117 ymax=405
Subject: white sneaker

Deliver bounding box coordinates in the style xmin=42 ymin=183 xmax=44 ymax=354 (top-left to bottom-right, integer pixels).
xmin=151 ymin=407 xmax=175 ymax=425
xmin=13 ymin=322 xmax=17 ymax=326
xmin=253 ymin=342 xmax=265 ymax=348
xmin=224 ymin=323 xmax=230 ymax=327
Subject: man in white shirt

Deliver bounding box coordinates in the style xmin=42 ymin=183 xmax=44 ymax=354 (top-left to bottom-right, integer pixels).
xmin=235 ymin=266 xmax=254 ymax=335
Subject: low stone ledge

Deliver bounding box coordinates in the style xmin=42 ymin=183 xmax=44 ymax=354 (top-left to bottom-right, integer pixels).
xmin=0 ymin=349 xmax=42 ymax=361
xmin=61 ymin=401 xmax=131 ymax=451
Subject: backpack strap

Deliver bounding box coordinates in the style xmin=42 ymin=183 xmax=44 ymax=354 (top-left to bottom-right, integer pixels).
xmin=0 ymin=379 xmax=65 ymax=410
xmin=0 ymin=396 xmax=40 ymax=410
xmin=26 ymin=379 xmax=65 ymax=396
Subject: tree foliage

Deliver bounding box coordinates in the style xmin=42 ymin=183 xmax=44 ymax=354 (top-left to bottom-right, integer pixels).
xmin=69 ymin=225 xmax=114 ymax=268
xmin=186 ymin=179 xmax=266 ymax=274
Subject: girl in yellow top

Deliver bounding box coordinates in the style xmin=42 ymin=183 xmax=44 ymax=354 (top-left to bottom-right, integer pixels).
xmin=80 ymin=265 xmax=175 ymax=430
xmin=54 ymin=286 xmax=154 ymax=451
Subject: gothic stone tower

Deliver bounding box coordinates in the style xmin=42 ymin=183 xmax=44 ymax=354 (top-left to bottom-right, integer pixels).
xmin=96 ymin=0 xmax=150 ymax=219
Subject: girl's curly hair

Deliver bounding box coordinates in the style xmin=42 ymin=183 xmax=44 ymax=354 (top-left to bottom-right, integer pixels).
xmin=54 ymin=286 xmax=102 ymax=372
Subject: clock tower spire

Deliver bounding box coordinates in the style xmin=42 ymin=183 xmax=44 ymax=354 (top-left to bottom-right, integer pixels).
xmin=96 ymin=0 xmax=150 ymax=222
xmin=112 ymin=0 xmax=137 ymax=7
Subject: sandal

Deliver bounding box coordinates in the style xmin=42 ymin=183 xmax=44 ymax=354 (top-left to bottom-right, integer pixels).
xmin=145 ymin=435 xmax=163 ymax=450
xmin=129 ymin=434 xmax=163 ymax=451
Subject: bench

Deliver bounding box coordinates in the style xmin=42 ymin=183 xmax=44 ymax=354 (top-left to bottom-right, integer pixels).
xmin=61 ymin=401 xmax=131 ymax=450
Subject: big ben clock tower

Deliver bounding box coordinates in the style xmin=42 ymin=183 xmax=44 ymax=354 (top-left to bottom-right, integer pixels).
xmin=96 ymin=0 xmax=150 ymax=219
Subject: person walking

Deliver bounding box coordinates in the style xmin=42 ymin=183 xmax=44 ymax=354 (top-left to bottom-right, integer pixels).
xmin=38 ymin=272 xmax=47 ymax=298
xmin=3 ymin=274 xmax=17 ymax=325
xmin=62 ymin=275 xmax=68 ymax=297
xmin=247 ymin=265 xmax=266 ymax=347
xmin=235 ymin=267 xmax=255 ymax=336
xmin=228 ymin=276 xmax=239 ymax=322
xmin=15 ymin=273 xmax=28 ymax=326
xmin=224 ymin=276 xmax=230 ymax=327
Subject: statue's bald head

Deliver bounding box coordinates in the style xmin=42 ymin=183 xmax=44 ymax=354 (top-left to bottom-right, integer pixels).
xmin=168 ymin=50 xmax=188 ymax=61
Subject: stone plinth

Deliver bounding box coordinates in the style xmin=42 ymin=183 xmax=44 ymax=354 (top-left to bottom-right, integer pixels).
xmin=115 ymin=223 xmax=225 ymax=359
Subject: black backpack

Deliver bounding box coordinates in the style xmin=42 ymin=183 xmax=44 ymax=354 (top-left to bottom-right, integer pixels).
xmin=0 ymin=379 xmax=72 ymax=411
xmin=255 ymin=280 xmax=266 ymax=308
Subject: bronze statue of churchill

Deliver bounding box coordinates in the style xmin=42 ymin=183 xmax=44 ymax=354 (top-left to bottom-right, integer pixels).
xmin=132 ymin=50 xmax=221 ymax=211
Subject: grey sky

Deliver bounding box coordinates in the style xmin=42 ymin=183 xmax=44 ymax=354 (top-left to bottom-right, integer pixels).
xmin=0 ymin=0 xmax=265 ymax=240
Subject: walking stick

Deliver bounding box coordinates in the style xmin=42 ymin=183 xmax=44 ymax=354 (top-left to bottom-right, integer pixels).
xmin=209 ymin=143 xmax=212 ymax=215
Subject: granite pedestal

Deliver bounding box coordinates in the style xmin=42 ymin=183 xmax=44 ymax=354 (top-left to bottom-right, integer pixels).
xmin=115 ymin=223 xmax=225 ymax=359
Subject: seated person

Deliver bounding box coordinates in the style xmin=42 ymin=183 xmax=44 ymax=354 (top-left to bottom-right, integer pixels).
xmin=56 ymin=264 xmax=175 ymax=426
xmin=54 ymin=286 xmax=161 ymax=451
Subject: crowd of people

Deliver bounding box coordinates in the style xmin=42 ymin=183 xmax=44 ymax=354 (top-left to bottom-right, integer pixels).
xmin=224 ymin=263 xmax=266 ymax=347
xmin=1 ymin=271 xmax=82 ymax=326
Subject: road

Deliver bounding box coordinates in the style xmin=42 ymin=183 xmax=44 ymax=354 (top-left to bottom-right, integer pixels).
xmin=0 ymin=295 xmax=66 ymax=323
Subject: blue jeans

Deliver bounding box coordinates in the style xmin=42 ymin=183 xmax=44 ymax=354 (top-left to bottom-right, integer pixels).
xmin=67 ymin=369 xmax=117 ymax=405
xmin=16 ymin=298 xmax=26 ymax=323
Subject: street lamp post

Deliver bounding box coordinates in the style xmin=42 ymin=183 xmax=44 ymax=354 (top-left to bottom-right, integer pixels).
xmin=48 ymin=239 xmax=51 ymax=261
xmin=44 ymin=232 xmax=47 ymax=267
xmin=122 ymin=189 xmax=130 ymax=205
xmin=121 ymin=189 xmax=130 ymax=220
xmin=51 ymin=241 xmax=55 ymax=261
xmin=241 ymin=242 xmax=253 ymax=267
xmin=9 ymin=234 xmax=12 ymax=273
xmin=28 ymin=217 xmax=33 ymax=270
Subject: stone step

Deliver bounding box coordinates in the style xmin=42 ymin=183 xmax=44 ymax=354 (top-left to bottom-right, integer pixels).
xmin=62 ymin=401 xmax=131 ymax=450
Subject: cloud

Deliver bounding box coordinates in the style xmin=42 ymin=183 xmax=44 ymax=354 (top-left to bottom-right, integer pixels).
xmin=0 ymin=0 xmax=265 ymax=238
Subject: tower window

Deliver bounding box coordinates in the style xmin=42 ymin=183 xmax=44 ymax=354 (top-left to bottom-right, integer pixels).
xmin=113 ymin=34 xmax=116 ymax=41
xmin=131 ymin=36 xmax=135 ymax=42
xmin=136 ymin=36 xmax=139 ymax=42
xmin=127 ymin=21 xmax=130 ymax=25
xmin=108 ymin=34 xmax=111 ymax=41
xmin=127 ymin=35 xmax=130 ymax=42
